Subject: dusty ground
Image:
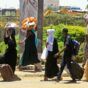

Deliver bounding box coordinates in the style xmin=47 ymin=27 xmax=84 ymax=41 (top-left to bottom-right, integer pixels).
xmin=0 ymin=77 xmax=88 ymax=88
xmin=0 ymin=70 xmax=88 ymax=88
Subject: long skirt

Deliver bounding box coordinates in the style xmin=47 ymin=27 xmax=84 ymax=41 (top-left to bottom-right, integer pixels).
xmin=19 ymin=43 xmax=40 ymax=66
xmin=45 ymin=51 xmax=59 ymax=78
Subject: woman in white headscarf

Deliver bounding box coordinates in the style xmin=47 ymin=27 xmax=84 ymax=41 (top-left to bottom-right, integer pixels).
xmin=44 ymin=29 xmax=59 ymax=81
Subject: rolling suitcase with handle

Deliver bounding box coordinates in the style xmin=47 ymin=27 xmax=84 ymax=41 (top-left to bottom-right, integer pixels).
xmin=65 ymin=60 xmax=84 ymax=80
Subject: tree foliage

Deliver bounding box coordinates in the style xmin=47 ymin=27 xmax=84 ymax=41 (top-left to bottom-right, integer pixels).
xmin=44 ymin=13 xmax=85 ymax=27
xmin=43 ymin=24 xmax=85 ymax=43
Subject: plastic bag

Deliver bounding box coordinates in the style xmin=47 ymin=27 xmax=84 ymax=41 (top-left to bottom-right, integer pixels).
xmin=41 ymin=47 xmax=48 ymax=60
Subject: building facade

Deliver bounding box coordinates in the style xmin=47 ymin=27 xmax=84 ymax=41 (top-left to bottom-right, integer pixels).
xmin=0 ymin=8 xmax=17 ymax=16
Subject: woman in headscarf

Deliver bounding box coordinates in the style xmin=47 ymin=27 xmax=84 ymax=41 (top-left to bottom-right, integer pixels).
xmin=19 ymin=22 xmax=41 ymax=71
xmin=44 ymin=29 xmax=59 ymax=81
xmin=0 ymin=27 xmax=17 ymax=73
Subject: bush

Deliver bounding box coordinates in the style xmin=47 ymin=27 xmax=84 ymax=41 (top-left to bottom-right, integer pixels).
xmin=0 ymin=42 xmax=7 ymax=54
xmin=44 ymin=12 xmax=85 ymax=26
xmin=43 ymin=24 xmax=85 ymax=43
xmin=44 ymin=13 xmax=85 ymax=26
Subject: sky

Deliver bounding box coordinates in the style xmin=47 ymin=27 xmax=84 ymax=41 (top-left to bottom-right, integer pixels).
xmin=0 ymin=0 xmax=19 ymax=9
xmin=59 ymin=0 xmax=88 ymax=10
xmin=0 ymin=0 xmax=88 ymax=10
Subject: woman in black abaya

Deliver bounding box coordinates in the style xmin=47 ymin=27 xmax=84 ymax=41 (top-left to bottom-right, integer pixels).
xmin=44 ymin=29 xmax=59 ymax=81
xmin=0 ymin=28 xmax=17 ymax=73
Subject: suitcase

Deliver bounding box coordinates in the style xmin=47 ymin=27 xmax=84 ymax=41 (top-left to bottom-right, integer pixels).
xmin=0 ymin=64 xmax=14 ymax=81
xmin=65 ymin=60 xmax=84 ymax=80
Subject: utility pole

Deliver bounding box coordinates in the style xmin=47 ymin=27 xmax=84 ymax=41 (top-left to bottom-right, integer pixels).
xmin=37 ymin=0 xmax=44 ymax=53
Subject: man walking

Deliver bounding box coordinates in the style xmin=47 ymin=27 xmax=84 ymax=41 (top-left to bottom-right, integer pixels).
xmin=56 ymin=28 xmax=76 ymax=83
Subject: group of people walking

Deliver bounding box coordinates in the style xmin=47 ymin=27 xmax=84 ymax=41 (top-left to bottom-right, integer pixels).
xmin=0 ymin=20 xmax=88 ymax=82
xmin=44 ymin=28 xmax=84 ymax=82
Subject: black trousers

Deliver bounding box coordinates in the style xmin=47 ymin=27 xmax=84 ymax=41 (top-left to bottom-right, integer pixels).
xmin=57 ymin=56 xmax=76 ymax=80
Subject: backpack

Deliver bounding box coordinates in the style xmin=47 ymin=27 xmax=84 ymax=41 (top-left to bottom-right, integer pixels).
xmin=71 ymin=40 xmax=80 ymax=55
